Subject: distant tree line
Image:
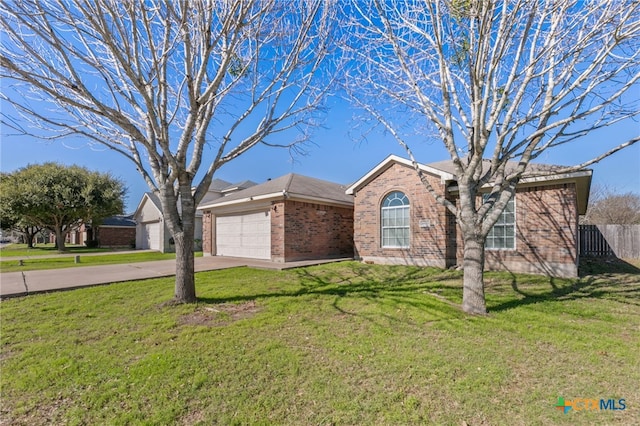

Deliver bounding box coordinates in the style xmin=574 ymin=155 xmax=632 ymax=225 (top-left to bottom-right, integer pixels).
xmin=582 ymin=185 xmax=640 ymax=225
xmin=0 ymin=163 xmax=126 ymax=251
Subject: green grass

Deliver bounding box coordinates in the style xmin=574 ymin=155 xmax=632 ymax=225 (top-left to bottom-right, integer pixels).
xmin=1 ymin=260 xmax=638 ymax=425
xmin=0 ymin=243 xmax=112 ymax=257
xmin=0 ymin=250 xmax=203 ymax=272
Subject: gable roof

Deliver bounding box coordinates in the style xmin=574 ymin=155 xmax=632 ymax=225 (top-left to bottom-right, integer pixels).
xmin=221 ymin=180 xmax=258 ymax=194
xmin=99 ymin=214 xmax=136 ymax=227
xmin=209 ymin=178 xmax=233 ymax=191
xmin=347 ymin=154 xmax=592 ymax=214
xmin=198 ymin=173 xmax=353 ymax=210
xmin=133 ymin=191 xmax=163 ymax=219
xmin=346 ymin=155 xmax=456 ymax=196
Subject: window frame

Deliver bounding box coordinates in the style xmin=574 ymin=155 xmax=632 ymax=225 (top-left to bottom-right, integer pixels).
xmin=484 ymin=194 xmax=516 ymax=250
xmin=381 ymin=191 xmax=410 ymax=249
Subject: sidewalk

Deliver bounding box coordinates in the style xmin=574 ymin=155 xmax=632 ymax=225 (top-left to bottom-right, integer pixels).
xmin=0 ymin=256 xmax=351 ymax=299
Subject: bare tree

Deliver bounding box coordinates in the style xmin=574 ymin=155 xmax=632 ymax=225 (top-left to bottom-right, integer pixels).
xmin=583 ymin=185 xmax=640 ymax=225
xmin=343 ymin=0 xmax=640 ymax=314
xmin=1 ymin=0 xmax=340 ymax=302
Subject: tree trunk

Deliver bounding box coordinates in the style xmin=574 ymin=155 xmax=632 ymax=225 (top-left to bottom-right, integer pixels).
xmin=462 ymin=235 xmax=487 ymax=315
xmin=24 ymin=228 xmax=35 ymax=248
xmin=172 ymin=204 xmax=196 ymax=303
xmin=173 ymin=230 xmax=196 ymax=303
xmin=54 ymin=226 xmax=67 ymax=252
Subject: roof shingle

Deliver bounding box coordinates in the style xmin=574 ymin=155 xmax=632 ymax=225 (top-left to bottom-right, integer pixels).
xmin=200 ymin=173 xmax=353 ymax=208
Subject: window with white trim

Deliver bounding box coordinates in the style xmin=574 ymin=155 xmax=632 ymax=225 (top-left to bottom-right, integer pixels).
xmin=485 ymin=195 xmax=516 ymax=250
xmin=381 ymin=191 xmax=410 ymax=248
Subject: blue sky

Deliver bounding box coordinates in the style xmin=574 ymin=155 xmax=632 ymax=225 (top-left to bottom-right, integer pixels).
xmin=2 ymin=91 xmax=639 ymax=213
xmin=2 ymin=2 xmax=639 ymax=214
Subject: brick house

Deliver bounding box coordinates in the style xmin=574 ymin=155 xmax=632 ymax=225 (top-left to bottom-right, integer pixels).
xmin=89 ymin=215 xmax=136 ymax=248
xmin=198 ymin=173 xmax=354 ymax=262
xmin=346 ymin=155 xmax=592 ymax=277
xmin=54 ymin=215 xmax=136 ymax=248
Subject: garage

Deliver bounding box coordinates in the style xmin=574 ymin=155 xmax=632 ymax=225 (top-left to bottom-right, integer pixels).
xmin=216 ymin=210 xmax=271 ymax=259
xmin=140 ymin=222 xmax=161 ymax=251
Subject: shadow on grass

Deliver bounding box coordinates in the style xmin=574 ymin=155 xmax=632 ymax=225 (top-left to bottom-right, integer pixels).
xmin=197 ymin=263 xmax=465 ymax=324
xmin=489 ymin=257 xmax=640 ymax=312
xmin=197 ymin=258 xmax=640 ymax=317
xmin=578 ymin=256 xmax=640 ymax=276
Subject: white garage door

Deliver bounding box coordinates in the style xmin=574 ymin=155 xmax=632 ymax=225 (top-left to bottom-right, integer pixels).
xmin=216 ymin=211 xmax=271 ymax=259
xmin=141 ymin=222 xmax=161 ymax=251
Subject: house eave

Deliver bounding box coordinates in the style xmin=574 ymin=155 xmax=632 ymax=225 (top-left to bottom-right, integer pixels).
xmin=447 ymin=169 xmax=592 ymax=215
xmin=198 ymin=192 xmax=285 ymax=210
xmin=198 ymin=191 xmax=353 ymax=211
xmin=346 ymin=154 xmax=455 ymax=195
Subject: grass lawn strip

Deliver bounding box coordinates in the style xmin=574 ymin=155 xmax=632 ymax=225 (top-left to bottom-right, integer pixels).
xmin=1 ymin=261 xmax=638 ymax=425
xmin=0 ymin=250 xmax=203 ymax=272
xmin=0 ymin=244 xmax=112 ymax=257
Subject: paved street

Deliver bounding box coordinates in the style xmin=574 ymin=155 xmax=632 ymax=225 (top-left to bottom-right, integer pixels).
xmin=0 ymin=255 xmax=351 ymax=299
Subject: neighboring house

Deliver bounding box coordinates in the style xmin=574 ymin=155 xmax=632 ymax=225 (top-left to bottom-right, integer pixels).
xmin=133 ymin=179 xmax=256 ymax=253
xmin=346 ymin=155 xmax=592 ymax=277
xmin=84 ymin=215 xmax=136 ymax=248
xmin=66 ymin=226 xmax=83 ymax=245
xmin=49 ymin=224 xmax=83 ymax=245
xmin=47 ymin=215 xmax=135 ymax=248
xmin=198 ymin=173 xmax=354 ymax=262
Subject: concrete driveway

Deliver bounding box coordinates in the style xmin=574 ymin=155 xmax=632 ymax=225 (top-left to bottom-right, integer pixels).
xmin=0 ymin=256 xmax=351 ymax=299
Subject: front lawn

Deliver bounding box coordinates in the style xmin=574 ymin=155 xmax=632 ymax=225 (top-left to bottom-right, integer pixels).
xmin=0 ymin=250 xmax=203 ymax=272
xmin=1 ymin=261 xmax=638 ymax=425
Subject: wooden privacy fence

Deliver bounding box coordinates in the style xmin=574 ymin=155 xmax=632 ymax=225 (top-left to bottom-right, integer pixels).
xmin=579 ymin=224 xmax=640 ymax=259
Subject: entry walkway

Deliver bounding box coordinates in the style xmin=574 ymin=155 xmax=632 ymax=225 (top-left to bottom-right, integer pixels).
xmin=0 ymin=256 xmax=351 ymax=299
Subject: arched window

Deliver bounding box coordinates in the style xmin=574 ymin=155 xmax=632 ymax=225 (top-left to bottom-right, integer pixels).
xmin=381 ymin=191 xmax=410 ymax=248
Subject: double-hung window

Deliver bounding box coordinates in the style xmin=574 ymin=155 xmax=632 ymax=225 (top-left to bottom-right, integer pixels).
xmin=485 ymin=195 xmax=516 ymax=250
xmin=381 ymin=191 xmax=410 ymax=248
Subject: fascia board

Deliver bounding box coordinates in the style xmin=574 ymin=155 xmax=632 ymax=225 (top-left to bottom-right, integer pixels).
xmin=203 ymin=200 xmax=274 ymax=216
xmin=197 ymin=192 xmax=284 ymax=210
xmin=517 ymin=169 xmax=592 ymax=185
xmin=198 ymin=192 xmax=353 ymax=211
xmin=346 ymin=154 xmax=455 ymax=195
xmin=448 ymin=170 xmax=592 ymax=192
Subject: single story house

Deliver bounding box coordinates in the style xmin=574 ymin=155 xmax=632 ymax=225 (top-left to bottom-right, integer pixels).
xmin=198 ymin=173 xmax=354 ymax=262
xmin=134 ymin=179 xmax=256 ymax=252
xmin=88 ymin=215 xmax=136 ymax=248
xmin=50 ymin=215 xmax=136 ymax=248
xmin=346 ymin=155 xmax=592 ymax=277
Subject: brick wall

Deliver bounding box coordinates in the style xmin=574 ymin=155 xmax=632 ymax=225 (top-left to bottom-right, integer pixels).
xmin=202 ymin=211 xmax=213 ymax=255
xmin=481 ymin=183 xmax=579 ymax=277
xmin=353 ymin=163 xmax=451 ymax=268
xmin=354 ymin=162 xmax=579 ymax=277
xmin=271 ymin=202 xmax=285 ymax=261
xmin=97 ymin=227 xmax=136 ymax=248
xmin=274 ymin=200 xmax=354 ymax=262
